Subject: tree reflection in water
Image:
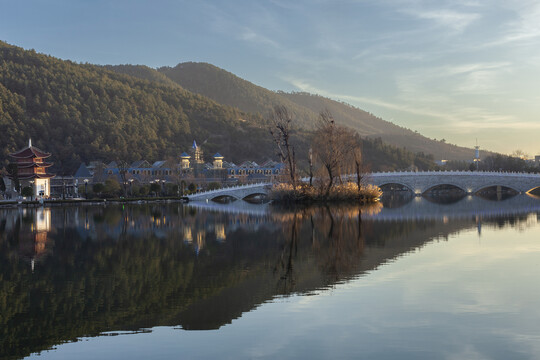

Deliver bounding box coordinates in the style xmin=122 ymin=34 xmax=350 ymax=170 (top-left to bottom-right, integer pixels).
xmin=0 ymin=200 xmax=537 ymax=359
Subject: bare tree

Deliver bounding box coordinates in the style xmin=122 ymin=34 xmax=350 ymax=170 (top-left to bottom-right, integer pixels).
xmin=269 ymin=106 xmax=297 ymax=190
xmin=312 ymin=110 xmax=363 ymax=196
xmin=353 ymin=143 xmax=363 ymax=192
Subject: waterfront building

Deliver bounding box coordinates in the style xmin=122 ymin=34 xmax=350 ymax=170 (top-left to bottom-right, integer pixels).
xmin=78 ymin=140 xmax=283 ymax=189
xmin=180 ymin=152 xmax=191 ymax=169
xmin=7 ymin=139 xmax=55 ymax=198
xmin=191 ymin=140 xmax=204 ymax=165
xmin=213 ymin=153 xmax=224 ymax=169
xmin=227 ymin=159 xmax=284 ymax=182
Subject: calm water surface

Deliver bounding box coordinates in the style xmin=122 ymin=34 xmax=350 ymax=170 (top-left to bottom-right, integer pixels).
xmin=2 ymin=195 xmax=540 ymax=359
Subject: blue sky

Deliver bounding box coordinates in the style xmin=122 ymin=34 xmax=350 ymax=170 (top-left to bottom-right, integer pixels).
xmin=2 ymin=0 xmax=540 ymax=156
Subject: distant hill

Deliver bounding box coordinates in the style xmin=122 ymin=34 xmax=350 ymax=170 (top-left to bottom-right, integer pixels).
xmin=103 ymin=64 xmax=182 ymax=89
xmin=157 ymin=62 xmax=479 ymax=161
xmin=0 ymin=42 xmax=459 ymax=174
xmin=158 ymin=62 xmax=318 ymax=127
xmin=0 ymin=42 xmax=277 ymax=172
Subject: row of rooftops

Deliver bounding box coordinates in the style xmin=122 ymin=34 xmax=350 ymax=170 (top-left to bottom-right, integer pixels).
xmin=74 ymin=158 xmax=284 ymax=180
xmin=79 ymin=158 xmax=281 ymax=172
xmin=7 ymin=139 xmax=283 ymax=182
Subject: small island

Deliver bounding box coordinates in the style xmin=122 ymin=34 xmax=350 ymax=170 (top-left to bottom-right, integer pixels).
xmin=268 ymin=106 xmax=381 ymax=204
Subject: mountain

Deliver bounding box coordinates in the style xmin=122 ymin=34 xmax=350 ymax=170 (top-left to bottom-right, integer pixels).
xmin=102 ymin=64 xmax=181 ymax=89
xmin=158 ymin=62 xmax=317 ymax=127
xmin=157 ymin=62 xmax=478 ymax=161
xmin=0 ymin=42 xmax=443 ymax=174
xmin=0 ymin=42 xmax=280 ymax=172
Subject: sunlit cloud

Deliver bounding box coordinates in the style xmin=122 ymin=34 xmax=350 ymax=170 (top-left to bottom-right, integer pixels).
xmin=284 ymin=77 xmax=540 ymax=134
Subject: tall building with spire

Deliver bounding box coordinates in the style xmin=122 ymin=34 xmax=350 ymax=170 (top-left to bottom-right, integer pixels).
xmin=191 ymin=140 xmax=204 ymax=165
xmin=7 ymin=139 xmax=55 ymax=197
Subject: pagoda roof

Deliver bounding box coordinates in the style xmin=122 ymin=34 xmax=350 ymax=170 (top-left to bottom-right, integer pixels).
xmin=213 ymin=152 xmax=224 ymax=158
xmin=180 ymin=152 xmax=191 ymax=158
xmin=9 ymin=144 xmax=51 ymax=159
xmin=10 ymin=173 xmax=55 ymax=180
xmin=17 ymin=162 xmax=53 ymax=169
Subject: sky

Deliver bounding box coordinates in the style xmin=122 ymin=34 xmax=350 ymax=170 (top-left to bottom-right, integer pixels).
xmin=1 ymin=0 xmax=540 ymax=157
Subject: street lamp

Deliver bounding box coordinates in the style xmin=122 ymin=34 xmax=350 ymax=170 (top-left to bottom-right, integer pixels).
xmin=129 ymin=178 xmax=134 ymax=197
xmin=84 ymin=179 xmax=89 ymax=199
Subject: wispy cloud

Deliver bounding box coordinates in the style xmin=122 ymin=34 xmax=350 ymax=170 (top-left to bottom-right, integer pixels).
xmin=284 ymin=77 xmax=540 ymax=133
xmin=406 ymin=9 xmax=481 ymax=32
xmin=485 ymin=2 xmax=540 ymax=47
xmin=239 ymin=28 xmax=281 ymax=49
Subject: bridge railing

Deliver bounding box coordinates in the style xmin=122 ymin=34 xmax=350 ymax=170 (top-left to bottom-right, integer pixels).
xmin=187 ymin=182 xmax=271 ymax=197
xmin=367 ymin=170 xmax=540 ymax=177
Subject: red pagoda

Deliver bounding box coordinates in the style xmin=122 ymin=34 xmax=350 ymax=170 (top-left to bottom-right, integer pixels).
xmin=8 ymin=139 xmax=55 ymax=197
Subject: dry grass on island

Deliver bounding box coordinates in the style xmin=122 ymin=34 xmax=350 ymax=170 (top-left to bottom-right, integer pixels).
xmin=270 ymin=183 xmax=382 ymax=203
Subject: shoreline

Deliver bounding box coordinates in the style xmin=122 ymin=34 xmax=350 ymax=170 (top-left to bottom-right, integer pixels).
xmin=0 ymin=196 xmax=189 ymax=208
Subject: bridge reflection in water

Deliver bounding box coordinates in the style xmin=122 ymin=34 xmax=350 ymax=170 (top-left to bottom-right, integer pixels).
xmin=1 ymin=196 xmax=539 ymax=359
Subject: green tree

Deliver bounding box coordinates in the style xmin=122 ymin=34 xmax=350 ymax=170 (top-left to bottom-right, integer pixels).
xmin=21 ymin=186 xmax=33 ymax=198
xmin=150 ymin=182 xmax=161 ymax=196
xmin=104 ymin=178 xmax=121 ymax=196
xmin=0 ymin=176 xmax=5 ymax=194
xmin=92 ymin=183 xmax=105 ymax=197
xmin=138 ymin=185 xmax=149 ymax=196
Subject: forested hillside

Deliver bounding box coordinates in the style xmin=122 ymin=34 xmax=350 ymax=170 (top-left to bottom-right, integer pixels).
xmin=158 ymin=62 xmax=318 ymax=127
xmin=0 ymin=42 xmax=276 ymax=172
xmin=0 ymin=42 xmax=440 ymax=173
xmin=157 ymin=62 xmax=478 ymax=161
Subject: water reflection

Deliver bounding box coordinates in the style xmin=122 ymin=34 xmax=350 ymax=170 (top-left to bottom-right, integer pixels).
xmin=0 ymin=197 xmax=539 ymax=359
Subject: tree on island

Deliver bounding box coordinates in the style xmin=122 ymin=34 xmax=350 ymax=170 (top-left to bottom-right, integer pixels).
xmin=312 ymin=110 xmax=363 ymax=197
xmin=269 ymin=106 xmax=297 ymax=190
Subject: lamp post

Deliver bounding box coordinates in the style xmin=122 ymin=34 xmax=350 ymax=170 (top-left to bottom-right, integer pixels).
xmin=129 ymin=178 xmax=134 ymax=197
xmin=161 ymin=179 xmax=166 ymax=196
xmin=84 ymin=179 xmax=89 ymax=199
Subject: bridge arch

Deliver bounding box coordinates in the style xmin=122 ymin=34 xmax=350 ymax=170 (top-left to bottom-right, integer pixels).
xmin=210 ymin=194 xmax=241 ymax=202
xmin=422 ymin=183 xmax=467 ymax=195
xmin=526 ymin=186 xmax=540 ymax=195
xmin=378 ymin=182 xmax=414 ymax=193
xmin=474 ymin=184 xmax=520 ymax=195
xmin=242 ymin=192 xmax=268 ymax=199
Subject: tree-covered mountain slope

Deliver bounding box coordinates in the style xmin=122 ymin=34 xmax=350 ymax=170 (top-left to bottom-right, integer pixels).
xmin=0 ymin=42 xmax=276 ymax=172
xmin=157 ymin=62 xmax=478 ymax=161
xmin=0 ymin=42 xmax=450 ymax=173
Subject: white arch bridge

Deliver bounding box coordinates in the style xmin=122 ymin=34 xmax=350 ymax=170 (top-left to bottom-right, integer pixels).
xmin=187 ymin=171 xmax=540 ymax=202
xmin=366 ymin=171 xmax=540 ymax=195
xmin=187 ymin=182 xmax=272 ymax=202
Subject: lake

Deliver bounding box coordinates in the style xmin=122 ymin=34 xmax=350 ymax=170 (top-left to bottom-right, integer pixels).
xmin=2 ymin=194 xmax=540 ymax=359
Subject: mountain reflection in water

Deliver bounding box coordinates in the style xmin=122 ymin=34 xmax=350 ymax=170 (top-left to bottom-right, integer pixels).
xmin=1 ymin=196 xmax=540 ymax=359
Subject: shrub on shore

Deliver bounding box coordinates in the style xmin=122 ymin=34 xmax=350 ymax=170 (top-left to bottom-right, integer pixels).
xmin=270 ymin=182 xmax=381 ymax=203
